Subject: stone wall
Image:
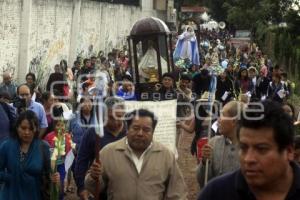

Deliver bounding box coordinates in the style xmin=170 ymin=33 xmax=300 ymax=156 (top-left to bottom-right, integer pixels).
xmin=0 ymin=0 xmax=167 ymax=84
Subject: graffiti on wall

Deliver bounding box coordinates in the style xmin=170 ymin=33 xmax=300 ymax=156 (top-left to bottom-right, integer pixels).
xmin=29 ymin=38 xmax=69 ymax=89
xmin=29 ymin=6 xmax=72 ymax=88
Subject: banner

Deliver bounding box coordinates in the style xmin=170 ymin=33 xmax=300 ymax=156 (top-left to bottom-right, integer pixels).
xmin=125 ymin=100 xmax=177 ymax=153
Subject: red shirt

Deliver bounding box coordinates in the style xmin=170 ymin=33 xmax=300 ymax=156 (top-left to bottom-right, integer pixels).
xmin=44 ymin=131 xmax=72 ymax=154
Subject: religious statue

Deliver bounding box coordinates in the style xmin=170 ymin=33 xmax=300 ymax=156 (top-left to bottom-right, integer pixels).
xmin=138 ymin=46 xmax=168 ymax=83
xmin=173 ymin=26 xmax=200 ymax=66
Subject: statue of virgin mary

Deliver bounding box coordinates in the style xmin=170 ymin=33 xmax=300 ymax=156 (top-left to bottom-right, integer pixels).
xmin=173 ymin=26 xmax=200 ymax=66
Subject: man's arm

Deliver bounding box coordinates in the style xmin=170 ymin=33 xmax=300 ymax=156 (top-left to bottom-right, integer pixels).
xmin=74 ymin=128 xmax=95 ymax=194
xmin=165 ymin=152 xmax=188 ymax=200
xmin=196 ymin=157 xmax=213 ymax=188
xmin=38 ymin=103 xmax=48 ymax=138
xmin=84 ymin=158 xmax=107 ymax=196
xmin=196 ymin=137 xmax=218 ymax=188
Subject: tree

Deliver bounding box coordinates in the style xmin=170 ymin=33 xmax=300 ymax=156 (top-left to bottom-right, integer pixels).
xmin=202 ymin=0 xmax=228 ymax=22
xmin=222 ymin=0 xmax=266 ymax=30
xmin=204 ymin=0 xmax=296 ymax=31
xmin=285 ymin=3 xmax=300 ymax=37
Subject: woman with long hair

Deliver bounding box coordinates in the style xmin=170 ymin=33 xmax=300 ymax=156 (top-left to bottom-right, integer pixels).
xmin=25 ymin=72 xmax=42 ymax=103
xmin=0 ymin=110 xmax=59 ymax=200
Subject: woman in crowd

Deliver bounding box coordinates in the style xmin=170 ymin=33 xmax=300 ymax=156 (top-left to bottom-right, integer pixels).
xmin=235 ymin=66 xmax=253 ymax=103
xmin=267 ymin=73 xmax=288 ymax=103
xmin=236 ymin=66 xmax=253 ymax=95
xmin=69 ymin=97 xmax=95 ymax=151
xmin=25 ymin=72 xmax=42 ymax=103
xmin=42 ymin=91 xmax=59 ymax=138
xmin=156 ymin=72 xmax=177 ymax=101
xmin=60 ymin=59 xmax=74 ymax=99
xmin=0 ymin=110 xmax=59 ymax=200
xmin=116 ymin=75 xmax=136 ymax=100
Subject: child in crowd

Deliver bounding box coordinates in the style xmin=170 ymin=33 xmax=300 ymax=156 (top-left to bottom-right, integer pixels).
xmin=44 ymin=119 xmax=72 ymax=200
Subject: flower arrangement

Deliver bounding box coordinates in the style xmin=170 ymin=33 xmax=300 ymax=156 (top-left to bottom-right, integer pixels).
xmin=175 ymin=58 xmax=191 ymax=69
xmin=50 ymin=122 xmax=66 ymax=200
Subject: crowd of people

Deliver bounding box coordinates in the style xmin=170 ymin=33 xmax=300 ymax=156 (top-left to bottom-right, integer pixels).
xmin=0 ymin=26 xmax=299 ymax=200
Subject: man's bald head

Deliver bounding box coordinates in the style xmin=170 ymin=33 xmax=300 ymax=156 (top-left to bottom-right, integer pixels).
xmin=17 ymin=84 xmax=30 ymax=95
xmin=218 ymin=101 xmax=245 ymax=137
xmin=2 ymin=72 xmax=12 ymax=84
xmin=17 ymin=84 xmax=32 ymax=105
xmin=222 ymin=101 xmax=245 ymax=119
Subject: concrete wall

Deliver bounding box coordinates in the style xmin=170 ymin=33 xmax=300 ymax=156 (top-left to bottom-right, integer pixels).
xmin=28 ymin=0 xmax=73 ymax=86
xmin=0 ymin=0 xmax=167 ymax=85
xmin=0 ymin=0 xmax=21 ymax=78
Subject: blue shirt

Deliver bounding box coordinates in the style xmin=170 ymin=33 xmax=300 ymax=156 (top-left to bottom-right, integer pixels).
xmin=198 ymin=162 xmax=300 ymax=200
xmin=69 ymin=112 xmax=96 ymax=149
xmin=74 ymin=126 xmax=127 ymax=193
xmin=0 ymin=138 xmax=51 ymax=200
xmin=28 ymin=100 xmax=48 ymax=129
xmin=116 ymin=86 xmax=137 ymax=100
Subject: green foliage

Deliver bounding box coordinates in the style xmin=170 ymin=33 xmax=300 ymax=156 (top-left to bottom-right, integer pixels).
xmin=204 ymin=0 xmax=300 ymax=84
xmin=222 ymin=0 xmax=264 ymax=30
xmin=255 ymin=21 xmax=268 ymax=42
xmin=285 ymin=9 xmax=300 ymax=37
xmin=202 ymin=0 xmax=228 ymax=22
xmin=205 ymin=0 xmax=297 ymax=31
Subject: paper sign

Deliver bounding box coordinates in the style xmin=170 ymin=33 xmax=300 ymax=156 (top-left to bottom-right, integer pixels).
xmin=221 ymin=91 xmax=229 ymax=101
xmin=277 ymin=89 xmax=286 ymax=99
xmin=64 ymin=150 xmax=75 ymax=172
xmin=125 ymin=100 xmax=177 ymax=153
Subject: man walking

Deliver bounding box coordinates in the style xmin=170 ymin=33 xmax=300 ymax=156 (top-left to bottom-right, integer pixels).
xmin=85 ymin=109 xmax=187 ymax=200
xmin=198 ymin=100 xmax=300 ymax=200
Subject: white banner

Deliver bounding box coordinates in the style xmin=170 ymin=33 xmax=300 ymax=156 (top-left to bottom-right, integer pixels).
xmin=124 ymin=100 xmax=177 ymax=153
xmin=64 ymin=150 xmax=74 ymax=173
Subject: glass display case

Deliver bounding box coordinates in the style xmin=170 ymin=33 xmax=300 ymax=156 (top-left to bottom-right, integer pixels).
xmin=128 ymin=17 xmax=174 ymax=100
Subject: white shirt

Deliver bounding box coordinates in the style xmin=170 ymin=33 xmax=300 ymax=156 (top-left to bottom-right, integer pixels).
xmin=126 ymin=139 xmax=153 ymax=174
xmin=252 ymin=76 xmax=257 ymax=87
